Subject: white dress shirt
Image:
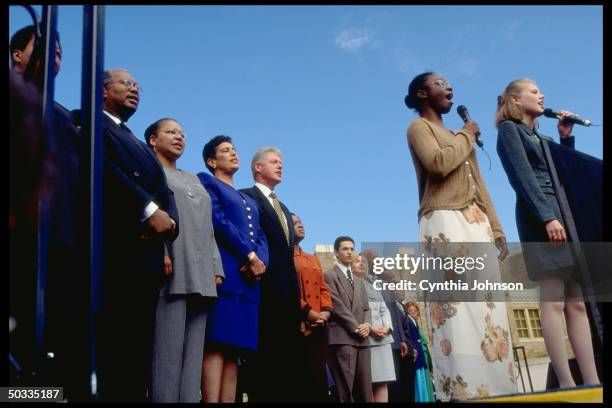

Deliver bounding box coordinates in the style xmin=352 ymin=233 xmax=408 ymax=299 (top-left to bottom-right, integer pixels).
xmin=254 ymin=183 xmax=289 ymax=226
xmin=335 ymin=262 xmax=353 ymax=282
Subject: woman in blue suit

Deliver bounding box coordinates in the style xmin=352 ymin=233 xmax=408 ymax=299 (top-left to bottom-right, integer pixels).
xmin=496 ymin=78 xmax=600 ymax=388
xmin=198 ymin=135 xmax=269 ymax=402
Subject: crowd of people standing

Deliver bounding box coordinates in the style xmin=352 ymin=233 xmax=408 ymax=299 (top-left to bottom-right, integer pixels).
xmin=9 ymin=22 xmax=600 ymax=403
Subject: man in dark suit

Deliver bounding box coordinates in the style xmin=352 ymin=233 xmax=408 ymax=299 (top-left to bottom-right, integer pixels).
xmin=96 ymin=68 xmax=178 ymax=402
xmin=240 ymin=147 xmax=304 ymax=402
xmin=324 ymin=236 xmax=373 ymax=402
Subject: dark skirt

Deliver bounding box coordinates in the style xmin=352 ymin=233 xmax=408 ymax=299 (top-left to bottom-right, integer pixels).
xmin=205 ymin=293 xmax=258 ymax=354
xmin=516 ymin=193 xmax=576 ymax=282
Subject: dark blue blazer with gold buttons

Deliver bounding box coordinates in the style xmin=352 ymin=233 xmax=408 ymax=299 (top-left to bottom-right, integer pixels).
xmin=197 ymin=172 xmax=268 ymax=303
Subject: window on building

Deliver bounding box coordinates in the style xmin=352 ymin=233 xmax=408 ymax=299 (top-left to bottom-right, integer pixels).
xmin=513 ymin=307 xmax=544 ymax=339
xmin=527 ymin=308 xmax=543 ymax=338
xmin=513 ymin=309 xmax=530 ymax=338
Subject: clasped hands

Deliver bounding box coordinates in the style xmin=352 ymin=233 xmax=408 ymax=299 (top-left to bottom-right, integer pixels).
xmin=239 ymin=252 xmax=266 ymax=282
xmin=370 ymin=326 xmax=390 ymax=339
xmin=354 ymin=323 xmax=370 ymax=338
xmin=306 ymin=309 xmax=331 ymax=327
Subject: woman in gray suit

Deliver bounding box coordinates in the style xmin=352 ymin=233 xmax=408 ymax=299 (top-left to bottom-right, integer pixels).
xmin=352 ymin=253 xmax=395 ymax=402
xmin=496 ymin=79 xmax=600 ymax=388
xmin=145 ymin=118 xmax=225 ymax=402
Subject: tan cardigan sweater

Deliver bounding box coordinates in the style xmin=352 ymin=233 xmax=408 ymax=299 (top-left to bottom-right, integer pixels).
xmin=407 ymin=117 xmax=504 ymax=239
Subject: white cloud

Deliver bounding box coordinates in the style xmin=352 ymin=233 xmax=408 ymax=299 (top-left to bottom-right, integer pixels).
xmin=335 ymin=29 xmax=371 ymax=51
xmin=504 ymin=20 xmax=522 ymax=42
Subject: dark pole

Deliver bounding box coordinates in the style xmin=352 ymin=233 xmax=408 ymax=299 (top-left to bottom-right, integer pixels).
xmin=80 ymin=5 xmax=105 ymax=399
xmin=35 ymin=3 xmax=58 ymax=372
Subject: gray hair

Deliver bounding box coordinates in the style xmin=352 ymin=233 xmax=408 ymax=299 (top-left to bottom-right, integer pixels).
xmin=251 ymin=147 xmax=282 ymax=179
xmin=103 ymin=68 xmax=130 ymax=85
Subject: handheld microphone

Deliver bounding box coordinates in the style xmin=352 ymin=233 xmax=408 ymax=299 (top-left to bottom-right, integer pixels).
xmin=456 ymin=105 xmax=483 ymax=147
xmin=543 ymin=108 xmax=592 ymax=127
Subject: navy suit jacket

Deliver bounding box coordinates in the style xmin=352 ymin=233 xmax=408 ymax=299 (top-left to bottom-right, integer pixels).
xmin=496 ymin=120 xmax=574 ymax=242
xmin=101 ymin=114 xmax=178 ymax=288
xmin=240 ymin=186 xmax=302 ymax=341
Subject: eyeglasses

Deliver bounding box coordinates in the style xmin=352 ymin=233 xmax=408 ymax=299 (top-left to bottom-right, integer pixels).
xmin=432 ymin=79 xmax=452 ymax=89
xmin=163 ymin=128 xmax=187 ymax=139
xmin=113 ymin=78 xmax=143 ymax=93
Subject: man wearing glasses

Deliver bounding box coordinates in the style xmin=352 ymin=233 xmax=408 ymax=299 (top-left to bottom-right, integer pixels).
xmin=96 ymin=68 xmax=179 ymax=402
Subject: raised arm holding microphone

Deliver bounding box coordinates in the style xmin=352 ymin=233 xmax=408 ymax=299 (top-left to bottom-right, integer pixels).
xmin=404 ymin=72 xmax=508 ymax=258
xmin=495 ymin=78 xmax=600 ymax=389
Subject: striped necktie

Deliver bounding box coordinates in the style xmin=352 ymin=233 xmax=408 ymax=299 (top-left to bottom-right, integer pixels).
xmin=346 ymin=268 xmax=354 ymax=286
xmin=268 ymin=191 xmax=289 ymax=244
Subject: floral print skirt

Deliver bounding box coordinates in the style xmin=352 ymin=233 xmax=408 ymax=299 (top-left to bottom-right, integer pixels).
xmin=419 ymin=203 xmax=517 ymax=400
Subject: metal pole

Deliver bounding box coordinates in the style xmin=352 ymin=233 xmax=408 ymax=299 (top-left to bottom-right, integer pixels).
xmin=513 ymin=346 xmax=526 ymax=393
xmin=80 ymin=5 xmax=105 ymax=399
xmin=521 ymin=347 xmax=533 ymax=392
xmin=35 ymin=3 xmax=58 ymax=373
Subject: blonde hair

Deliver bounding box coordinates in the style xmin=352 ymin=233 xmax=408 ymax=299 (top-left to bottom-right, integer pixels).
xmin=405 ymin=301 xmax=420 ymax=316
xmin=495 ymin=78 xmax=535 ymax=128
xmin=351 ymin=253 xmax=369 ymax=275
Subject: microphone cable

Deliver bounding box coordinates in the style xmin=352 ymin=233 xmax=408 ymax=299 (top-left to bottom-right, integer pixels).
xmin=479 ymin=145 xmax=492 ymax=171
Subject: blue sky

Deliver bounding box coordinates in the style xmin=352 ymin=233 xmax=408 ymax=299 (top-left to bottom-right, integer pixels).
xmin=9 ymin=5 xmax=603 ymax=253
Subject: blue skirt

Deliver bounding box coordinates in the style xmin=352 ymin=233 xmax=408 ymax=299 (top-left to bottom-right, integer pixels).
xmin=206 ymin=293 xmax=258 ymax=354
xmin=415 ymin=367 xmax=435 ymax=402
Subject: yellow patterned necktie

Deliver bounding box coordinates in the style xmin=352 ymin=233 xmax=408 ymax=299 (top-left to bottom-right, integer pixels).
xmin=269 ymin=191 xmax=290 ymax=244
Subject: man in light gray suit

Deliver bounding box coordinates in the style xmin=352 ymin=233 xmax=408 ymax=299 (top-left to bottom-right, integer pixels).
xmin=324 ymin=236 xmax=373 ymax=402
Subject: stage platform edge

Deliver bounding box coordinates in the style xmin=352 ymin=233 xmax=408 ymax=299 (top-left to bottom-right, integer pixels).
xmin=470 ymin=385 xmax=602 ymax=403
